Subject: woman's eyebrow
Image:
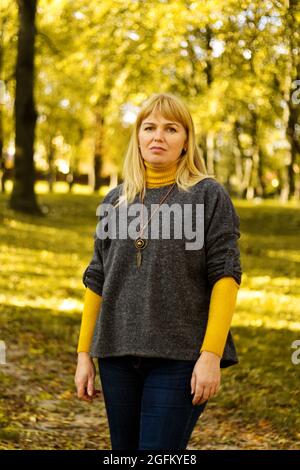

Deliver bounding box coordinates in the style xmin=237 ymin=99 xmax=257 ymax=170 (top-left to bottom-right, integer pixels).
xmin=143 ymin=121 xmax=180 ymax=127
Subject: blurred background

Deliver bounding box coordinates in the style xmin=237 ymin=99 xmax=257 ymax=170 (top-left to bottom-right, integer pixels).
xmin=0 ymin=0 xmax=299 ymax=450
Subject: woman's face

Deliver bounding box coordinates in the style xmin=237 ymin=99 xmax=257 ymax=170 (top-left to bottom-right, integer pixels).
xmin=138 ymin=110 xmax=187 ymax=166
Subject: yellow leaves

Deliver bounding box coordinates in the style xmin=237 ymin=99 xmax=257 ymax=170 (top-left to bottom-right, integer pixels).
xmin=58 ymin=390 xmax=74 ymax=400
xmin=28 ymin=347 xmax=45 ymax=356
xmin=266 ymin=250 xmax=300 ymax=263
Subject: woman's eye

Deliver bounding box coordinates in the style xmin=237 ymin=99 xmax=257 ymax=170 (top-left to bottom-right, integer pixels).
xmin=144 ymin=127 xmax=176 ymax=132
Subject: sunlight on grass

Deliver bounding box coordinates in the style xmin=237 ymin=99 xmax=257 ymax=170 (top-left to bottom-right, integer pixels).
xmin=266 ymin=249 xmax=300 ymax=263
xmin=235 ymin=198 xmax=300 ymax=209
xmin=4 ymin=179 xmax=110 ymax=198
xmin=0 ymin=294 xmax=83 ymax=313
xmin=0 ymin=193 xmax=300 ymax=448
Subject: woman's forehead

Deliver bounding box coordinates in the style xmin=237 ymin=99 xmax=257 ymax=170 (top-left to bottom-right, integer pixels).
xmin=141 ymin=111 xmax=182 ymax=126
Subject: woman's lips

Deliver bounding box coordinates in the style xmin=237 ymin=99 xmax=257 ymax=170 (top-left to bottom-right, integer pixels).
xmin=150 ymin=147 xmax=166 ymax=152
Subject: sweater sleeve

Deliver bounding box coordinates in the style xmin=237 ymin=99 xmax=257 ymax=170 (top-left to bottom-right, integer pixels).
xmin=77 ymin=287 xmax=102 ymax=353
xmin=200 ymin=276 xmax=240 ymax=357
xmin=82 ymin=232 xmax=105 ymax=297
xmin=204 ymin=182 xmax=242 ymax=288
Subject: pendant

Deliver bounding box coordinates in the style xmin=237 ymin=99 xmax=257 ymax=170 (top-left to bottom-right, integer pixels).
xmin=136 ymin=250 xmax=142 ymax=269
xmin=134 ymin=238 xmax=148 ymax=269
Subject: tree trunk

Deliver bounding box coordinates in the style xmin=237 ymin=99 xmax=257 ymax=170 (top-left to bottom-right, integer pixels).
xmin=286 ymin=91 xmax=299 ymax=199
xmin=248 ymin=110 xmax=264 ymax=198
xmin=0 ymin=17 xmax=7 ymax=193
xmin=233 ymin=121 xmax=246 ymax=198
xmin=93 ymin=102 xmax=107 ymax=193
xmin=47 ymin=135 xmax=55 ymax=193
xmin=0 ymin=115 xmax=5 ymax=193
xmin=9 ymin=0 xmax=42 ymax=214
xmin=284 ymin=0 xmax=300 ymax=200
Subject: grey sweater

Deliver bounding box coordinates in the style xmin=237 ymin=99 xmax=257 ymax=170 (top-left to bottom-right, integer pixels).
xmin=82 ymin=177 xmax=242 ymax=368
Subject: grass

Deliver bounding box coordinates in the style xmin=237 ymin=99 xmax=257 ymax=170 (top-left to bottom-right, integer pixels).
xmin=0 ymin=188 xmax=299 ymax=449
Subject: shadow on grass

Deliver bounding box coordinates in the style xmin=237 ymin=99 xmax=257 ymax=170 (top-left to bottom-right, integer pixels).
xmin=0 ymin=302 xmax=299 ymax=448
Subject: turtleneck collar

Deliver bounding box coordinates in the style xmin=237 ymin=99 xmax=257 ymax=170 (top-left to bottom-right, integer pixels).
xmin=144 ymin=157 xmax=180 ymax=188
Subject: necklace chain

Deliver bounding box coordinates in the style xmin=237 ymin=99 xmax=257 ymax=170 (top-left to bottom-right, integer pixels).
xmin=134 ymin=183 xmax=176 ymax=268
xmin=138 ymin=182 xmax=176 ymax=239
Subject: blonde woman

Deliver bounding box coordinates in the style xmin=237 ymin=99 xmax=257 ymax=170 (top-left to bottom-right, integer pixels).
xmin=75 ymin=92 xmax=242 ymax=450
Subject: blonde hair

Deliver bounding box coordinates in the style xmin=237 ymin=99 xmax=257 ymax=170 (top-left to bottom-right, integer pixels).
xmin=115 ymin=92 xmax=215 ymax=207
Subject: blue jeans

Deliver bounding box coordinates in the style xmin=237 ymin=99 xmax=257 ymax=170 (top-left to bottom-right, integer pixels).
xmin=97 ymin=355 xmax=208 ymax=450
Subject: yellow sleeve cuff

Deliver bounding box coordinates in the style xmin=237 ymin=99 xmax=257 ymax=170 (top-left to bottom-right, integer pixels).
xmin=77 ymin=287 xmax=102 ymax=353
xmin=200 ymin=276 xmax=240 ymax=358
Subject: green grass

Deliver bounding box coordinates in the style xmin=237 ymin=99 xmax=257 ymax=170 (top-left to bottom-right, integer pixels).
xmin=0 ymin=191 xmax=299 ymax=449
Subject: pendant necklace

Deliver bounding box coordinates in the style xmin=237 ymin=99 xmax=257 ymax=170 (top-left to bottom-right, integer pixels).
xmin=134 ymin=182 xmax=176 ymax=269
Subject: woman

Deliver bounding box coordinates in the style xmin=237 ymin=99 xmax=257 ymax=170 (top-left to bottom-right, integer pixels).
xmin=75 ymin=92 xmax=242 ymax=450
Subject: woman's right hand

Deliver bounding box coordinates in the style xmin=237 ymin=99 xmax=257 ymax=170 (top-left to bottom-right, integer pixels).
xmin=75 ymin=352 xmax=101 ymax=402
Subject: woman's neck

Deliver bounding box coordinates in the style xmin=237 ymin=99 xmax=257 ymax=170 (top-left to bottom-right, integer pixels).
xmin=144 ymin=158 xmax=180 ymax=188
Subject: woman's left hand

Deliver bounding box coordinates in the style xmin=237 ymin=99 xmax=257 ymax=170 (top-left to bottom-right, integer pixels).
xmin=190 ymin=351 xmax=221 ymax=405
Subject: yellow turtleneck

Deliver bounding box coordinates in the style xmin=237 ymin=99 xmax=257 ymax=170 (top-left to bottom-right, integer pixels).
xmin=77 ymin=162 xmax=240 ymax=360
xmin=144 ymin=157 xmax=180 ymax=188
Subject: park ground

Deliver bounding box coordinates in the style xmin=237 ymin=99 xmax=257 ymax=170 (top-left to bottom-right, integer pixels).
xmin=0 ymin=184 xmax=300 ymax=449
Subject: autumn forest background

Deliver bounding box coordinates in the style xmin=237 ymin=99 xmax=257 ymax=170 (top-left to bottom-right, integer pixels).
xmin=0 ymin=0 xmax=300 ymax=450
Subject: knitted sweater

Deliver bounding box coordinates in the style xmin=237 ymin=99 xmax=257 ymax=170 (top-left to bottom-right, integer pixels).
xmin=78 ymin=277 xmax=239 ymax=358
xmin=79 ymin=163 xmax=242 ymax=368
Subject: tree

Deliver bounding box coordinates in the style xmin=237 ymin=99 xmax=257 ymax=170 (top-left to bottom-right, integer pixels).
xmin=10 ymin=0 xmax=42 ymax=214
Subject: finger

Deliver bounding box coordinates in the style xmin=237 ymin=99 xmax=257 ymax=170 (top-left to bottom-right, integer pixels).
xmin=82 ymin=393 xmax=100 ymax=402
xmin=192 ymin=384 xmax=203 ymax=404
xmin=194 ymin=384 xmax=211 ymax=405
xmin=192 ymin=384 xmax=204 ymax=405
xmin=199 ymin=385 xmax=213 ymax=404
xmin=77 ymin=383 xmax=86 ymax=399
xmin=81 ymin=386 xmax=96 ymax=401
xmin=83 ymin=389 xmax=101 ymax=401
xmin=77 ymin=391 xmax=91 ymax=401
xmin=208 ymin=384 xmax=217 ymax=398
xmin=190 ymin=374 xmax=196 ymax=394
xmin=209 ymin=381 xmax=221 ymax=398
xmin=87 ymin=376 xmax=95 ymax=397
xmin=203 ymin=385 xmax=213 ymax=401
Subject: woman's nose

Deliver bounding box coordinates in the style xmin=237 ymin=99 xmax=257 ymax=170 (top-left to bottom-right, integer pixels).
xmin=153 ymin=129 xmax=164 ymax=140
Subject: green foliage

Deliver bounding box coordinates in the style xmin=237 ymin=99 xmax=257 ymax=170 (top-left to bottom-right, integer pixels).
xmin=1 ymin=0 xmax=299 ymax=191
